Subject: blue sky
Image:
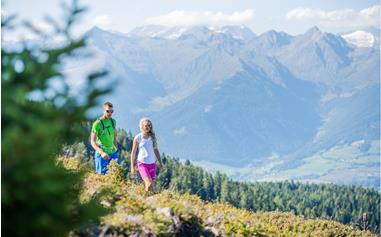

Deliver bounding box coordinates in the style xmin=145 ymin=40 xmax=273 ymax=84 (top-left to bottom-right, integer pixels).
xmin=2 ymin=0 xmax=380 ymax=40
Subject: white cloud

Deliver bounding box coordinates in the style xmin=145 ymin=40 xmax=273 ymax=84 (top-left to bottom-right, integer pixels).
xmin=286 ymin=5 xmax=380 ymax=28
xmin=31 ymin=19 xmax=54 ymax=33
xmin=204 ymin=105 xmax=213 ymax=113
xmin=3 ymin=17 xmax=56 ymax=41
xmin=1 ymin=9 xmax=8 ymax=18
xmin=173 ymin=127 xmax=187 ymax=136
xmin=359 ymin=5 xmax=380 ymax=19
xmin=15 ymin=19 xmax=55 ymax=40
xmin=351 ymin=140 xmax=365 ymax=147
xmin=93 ymin=15 xmax=111 ymax=29
xmin=144 ymin=9 xmax=255 ymax=26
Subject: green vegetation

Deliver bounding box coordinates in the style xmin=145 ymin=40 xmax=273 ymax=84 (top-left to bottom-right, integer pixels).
xmin=60 ymin=158 xmax=377 ymax=236
xmin=65 ymin=127 xmax=381 ymax=234
xmin=157 ymin=156 xmax=381 ymax=234
xmin=2 ymin=1 xmax=109 ymax=236
xmin=3 ymin=0 xmax=378 ymax=235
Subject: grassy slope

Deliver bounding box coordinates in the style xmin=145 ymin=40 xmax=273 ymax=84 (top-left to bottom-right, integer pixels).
xmin=62 ymin=159 xmax=376 ymax=237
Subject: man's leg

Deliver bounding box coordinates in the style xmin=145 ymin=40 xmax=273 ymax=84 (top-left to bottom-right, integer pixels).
xmin=94 ymin=152 xmax=104 ymax=174
xmin=96 ymin=152 xmax=110 ymax=175
xmin=109 ymin=152 xmax=120 ymax=164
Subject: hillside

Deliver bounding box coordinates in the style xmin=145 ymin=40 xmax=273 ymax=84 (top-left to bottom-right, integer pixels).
xmin=62 ymin=159 xmax=376 ymax=237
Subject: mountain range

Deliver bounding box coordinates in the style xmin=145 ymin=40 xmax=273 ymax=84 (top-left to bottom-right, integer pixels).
xmin=66 ymin=24 xmax=379 ymax=189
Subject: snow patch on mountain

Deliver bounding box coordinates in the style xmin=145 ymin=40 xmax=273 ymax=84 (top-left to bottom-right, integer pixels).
xmin=341 ymin=30 xmax=375 ymax=48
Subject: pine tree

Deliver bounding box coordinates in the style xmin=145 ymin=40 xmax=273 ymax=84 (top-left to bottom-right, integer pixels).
xmin=2 ymin=1 xmax=110 ymax=236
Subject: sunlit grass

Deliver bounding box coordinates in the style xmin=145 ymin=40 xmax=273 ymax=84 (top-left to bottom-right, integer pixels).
xmin=63 ymin=159 xmax=377 ymax=236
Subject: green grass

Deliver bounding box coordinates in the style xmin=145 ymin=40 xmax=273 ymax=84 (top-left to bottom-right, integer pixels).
xmin=62 ymin=158 xmax=377 ymax=237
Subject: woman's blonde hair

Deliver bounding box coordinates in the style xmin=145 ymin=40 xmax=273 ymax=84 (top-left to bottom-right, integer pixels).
xmin=139 ymin=117 xmax=157 ymax=148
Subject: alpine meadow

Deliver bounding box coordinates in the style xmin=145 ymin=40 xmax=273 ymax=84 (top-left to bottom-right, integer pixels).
xmin=2 ymin=0 xmax=380 ymax=236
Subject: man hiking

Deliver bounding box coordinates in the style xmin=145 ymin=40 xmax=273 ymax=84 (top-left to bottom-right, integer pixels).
xmin=91 ymin=101 xmax=120 ymax=174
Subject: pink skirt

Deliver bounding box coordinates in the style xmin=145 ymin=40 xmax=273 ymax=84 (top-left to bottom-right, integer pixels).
xmin=137 ymin=161 xmax=156 ymax=180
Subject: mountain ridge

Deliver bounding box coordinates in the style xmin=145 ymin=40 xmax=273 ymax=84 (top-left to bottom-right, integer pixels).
xmin=67 ymin=24 xmax=380 ymax=188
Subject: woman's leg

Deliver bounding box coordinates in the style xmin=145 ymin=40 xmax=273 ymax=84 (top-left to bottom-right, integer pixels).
xmin=147 ymin=163 xmax=156 ymax=192
xmin=142 ymin=176 xmax=153 ymax=192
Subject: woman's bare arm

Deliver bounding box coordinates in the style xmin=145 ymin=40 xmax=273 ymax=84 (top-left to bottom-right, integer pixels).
xmin=130 ymin=138 xmax=138 ymax=174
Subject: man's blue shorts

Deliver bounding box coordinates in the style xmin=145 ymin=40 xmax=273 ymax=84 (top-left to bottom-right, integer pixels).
xmin=95 ymin=151 xmax=120 ymax=175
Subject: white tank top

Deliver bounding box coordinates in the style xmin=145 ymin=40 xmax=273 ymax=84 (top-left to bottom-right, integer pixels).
xmin=135 ymin=133 xmax=156 ymax=164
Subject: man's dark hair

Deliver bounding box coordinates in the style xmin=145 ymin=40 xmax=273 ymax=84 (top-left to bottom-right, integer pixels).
xmin=103 ymin=101 xmax=113 ymax=107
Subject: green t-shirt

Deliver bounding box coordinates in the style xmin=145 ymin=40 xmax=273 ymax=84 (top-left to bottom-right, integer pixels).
xmin=91 ymin=117 xmax=117 ymax=154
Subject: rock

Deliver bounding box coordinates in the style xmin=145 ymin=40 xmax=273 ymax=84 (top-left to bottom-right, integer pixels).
xmin=204 ymin=226 xmax=220 ymax=236
xmin=145 ymin=196 xmax=156 ymax=205
xmin=98 ymin=224 xmax=110 ymax=237
xmin=205 ymin=216 xmax=217 ymax=225
xmin=141 ymin=226 xmax=156 ymax=236
xmin=100 ymin=200 xmax=112 ymax=207
xmin=156 ymin=207 xmax=174 ymax=219
xmin=124 ymin=214 xmax=142 ymax=224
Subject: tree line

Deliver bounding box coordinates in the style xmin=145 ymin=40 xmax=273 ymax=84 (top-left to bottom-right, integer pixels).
xmin=64 ymin=127 xmax=381 ymax=234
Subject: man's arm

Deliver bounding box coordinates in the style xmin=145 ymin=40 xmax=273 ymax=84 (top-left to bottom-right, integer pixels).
xmin=91 ymin=132 xmax=109 ymax=159
xmin=114 ymin=129 xmax=118 ymax=151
